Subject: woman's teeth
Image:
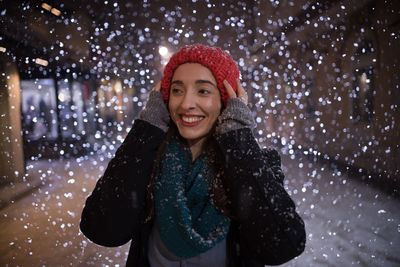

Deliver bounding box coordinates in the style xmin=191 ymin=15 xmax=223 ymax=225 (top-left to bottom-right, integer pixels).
xmin=182 ymin=116 xmax=203 ymax=123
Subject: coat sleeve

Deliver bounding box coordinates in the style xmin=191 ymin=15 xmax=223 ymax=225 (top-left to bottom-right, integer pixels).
xmin=80 ymin=119 xmax=166 ymax=247
xmin=215 ymin=128 xmax=306 ymax=265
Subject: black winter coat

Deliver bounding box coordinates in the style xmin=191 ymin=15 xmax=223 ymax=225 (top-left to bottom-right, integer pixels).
xmin=80 ymin=119 xmax=306 ymax=266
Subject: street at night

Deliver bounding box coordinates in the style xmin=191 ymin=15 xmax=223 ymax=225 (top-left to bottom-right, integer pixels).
xmin=1 ymin=0 xmax=399 ymax=266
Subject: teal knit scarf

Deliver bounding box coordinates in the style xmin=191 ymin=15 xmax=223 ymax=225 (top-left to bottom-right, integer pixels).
xmin=154 ymin=138 xmax=230 ymax=259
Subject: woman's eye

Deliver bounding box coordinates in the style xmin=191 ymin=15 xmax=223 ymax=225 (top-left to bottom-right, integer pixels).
xmin=199 ymin=89 xmax=211 ymax=95
xmin=171 ymin=88 xmax=183 ymax=94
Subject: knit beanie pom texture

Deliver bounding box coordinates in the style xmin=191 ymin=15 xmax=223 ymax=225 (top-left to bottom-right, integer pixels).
xmin=161 ymin=44 xmax=240 ymax=106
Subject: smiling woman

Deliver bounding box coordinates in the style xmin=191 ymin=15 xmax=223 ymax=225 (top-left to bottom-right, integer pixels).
xmin=80 ymin=44 xmax=306 ymax=267
xmin=168 ymin=63 xmax=222 ymax=159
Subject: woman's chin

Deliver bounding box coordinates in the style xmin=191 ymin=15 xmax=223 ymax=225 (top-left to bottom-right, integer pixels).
xmin=177 ymin=128 xmax=208 ymax=144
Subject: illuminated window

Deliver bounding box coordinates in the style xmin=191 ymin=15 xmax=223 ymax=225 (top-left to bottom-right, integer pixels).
xmin=351 ymin=67 xmax=374 ymax=123
xmin=20 ymin=79 xmax=58 ymax=140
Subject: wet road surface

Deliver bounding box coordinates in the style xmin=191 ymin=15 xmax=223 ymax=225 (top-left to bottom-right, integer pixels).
xmin=0 ymin=150 xmax=399 ymax=266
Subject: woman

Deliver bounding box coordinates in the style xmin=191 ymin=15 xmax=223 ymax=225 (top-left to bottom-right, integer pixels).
xmin=80 ymin=44 xmax=306 ymax=267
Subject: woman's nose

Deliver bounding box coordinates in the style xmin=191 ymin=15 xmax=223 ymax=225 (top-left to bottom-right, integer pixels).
xmin=180 ymin=91 xmax=196 ymax=110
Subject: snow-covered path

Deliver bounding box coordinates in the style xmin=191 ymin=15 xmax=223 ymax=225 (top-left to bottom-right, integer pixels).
xmin=279 ymin=151 xmax=400 ymax=266
xmin=0 ymin=151 xmax=399 ymax=266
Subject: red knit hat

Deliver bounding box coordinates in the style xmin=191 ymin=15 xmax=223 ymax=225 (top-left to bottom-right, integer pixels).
xmin=161 ymin=44 xmax=240 ymax=106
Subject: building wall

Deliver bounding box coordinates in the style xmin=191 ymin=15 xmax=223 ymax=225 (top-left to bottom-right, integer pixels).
xmin=251 ymin=0 xmax=399 ymax=180
xmin=0 ymin=55 xmax=25 ymax=182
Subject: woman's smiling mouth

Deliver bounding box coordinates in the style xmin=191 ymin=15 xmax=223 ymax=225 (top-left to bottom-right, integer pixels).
xmin=180 ymin=114 xmax=205 ymax=126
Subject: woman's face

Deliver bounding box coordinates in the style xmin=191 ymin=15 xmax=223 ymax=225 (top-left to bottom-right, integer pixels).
xmin=168 ymin=63 xmax=222 ymax=147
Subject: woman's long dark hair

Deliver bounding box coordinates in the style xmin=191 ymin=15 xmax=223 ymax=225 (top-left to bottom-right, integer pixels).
xmin=145 ymin=123 xmax=233 ymax=223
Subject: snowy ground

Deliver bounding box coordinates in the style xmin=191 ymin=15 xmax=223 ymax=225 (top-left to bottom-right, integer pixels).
xmin=0 ymin=151 xmax=399 ymax=266
xmin=279 ymin=151 xmax=400 ymax=267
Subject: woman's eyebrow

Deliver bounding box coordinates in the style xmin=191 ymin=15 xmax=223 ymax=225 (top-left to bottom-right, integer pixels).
xmin=171 ymin=80 xmax=217 ymax=88
xmin=171 ymin=80 xmax=184 ymax=85
xmin=195 ymin=80 xmax=217 ymax=87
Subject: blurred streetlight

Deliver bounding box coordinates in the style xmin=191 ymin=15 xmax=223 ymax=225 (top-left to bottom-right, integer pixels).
xmin=158 ymin=45 xmax=172 ymax=70
xmin=158 ymin=46 xmax=169 ymax=58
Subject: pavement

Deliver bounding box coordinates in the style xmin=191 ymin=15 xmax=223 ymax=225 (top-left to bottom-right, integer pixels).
xmin=0 ymin=164 xmax=44 ymax=211
xmin=0 ymin=150 xmax=399 ymax=266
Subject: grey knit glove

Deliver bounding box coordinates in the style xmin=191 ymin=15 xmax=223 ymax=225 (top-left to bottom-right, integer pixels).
xmin=216 ymin=98 xmax=255 ymax=135
xmin=139 ymin=91 xmax=170 ymax=132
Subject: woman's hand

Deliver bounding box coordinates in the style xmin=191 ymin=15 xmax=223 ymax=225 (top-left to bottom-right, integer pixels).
xmin=138 ymin=80 xmax=169 ymax=132
xmin=152 ymin=81 xmax=161 ymax=92
xmin=223 ymin=79 xmax=248 ymax=105
xmin=216 ymin=79 xmax=254 ymax=134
